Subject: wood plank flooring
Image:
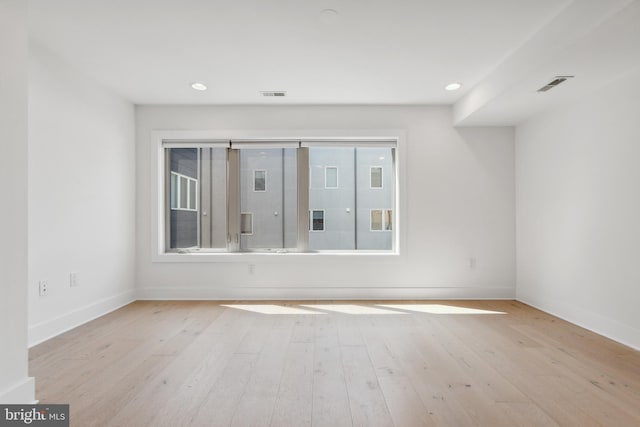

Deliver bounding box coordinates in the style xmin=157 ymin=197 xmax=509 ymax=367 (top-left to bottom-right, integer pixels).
xmin=29 ymin=300 xmax=640 ymax=427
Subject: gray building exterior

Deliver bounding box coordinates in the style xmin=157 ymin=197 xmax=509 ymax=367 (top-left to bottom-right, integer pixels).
xmin=168 ymin=146 xmax=394 ymax=251
xmin=240 ymin=148 xmax=298 ymax=250
xmin=308 ymin=147 xmax=393 ymax=250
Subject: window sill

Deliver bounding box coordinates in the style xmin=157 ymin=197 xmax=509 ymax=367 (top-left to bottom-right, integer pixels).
xmin=153 ymin=250 xmax=401 ymax=264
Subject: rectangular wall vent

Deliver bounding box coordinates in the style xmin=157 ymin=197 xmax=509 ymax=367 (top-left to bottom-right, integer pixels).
xmin=537 ymin=76 xmax=574 ymax=92
xmin=261 ymin=91 xmax=287 ymax=97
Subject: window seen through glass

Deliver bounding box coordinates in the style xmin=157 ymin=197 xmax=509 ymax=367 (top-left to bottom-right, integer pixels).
xmin=254 ymin=170 xmax=266 ymax=192
xmin=240 ymin=213 xmax=253 ymax=234
xmin=370 ymin=167 xmax=383 ymax=188
xmin=311 ymin=210 xmax=325 ymax=231
xmin=371 ymin=210 xmax=383 ymax=231
xmin=325 ymin=167 xmax=338 ymax=188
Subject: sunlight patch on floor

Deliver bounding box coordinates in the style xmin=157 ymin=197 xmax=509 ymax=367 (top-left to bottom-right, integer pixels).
xmin=221 ymin=303 xmax=504 ymax=315
xmin=300 ymin=304 xmax=405 ymax=315
xmin=377 ymin=304 xmax=506 ymax=315
xmin=222 ymin=304 xmax=325 ymax=315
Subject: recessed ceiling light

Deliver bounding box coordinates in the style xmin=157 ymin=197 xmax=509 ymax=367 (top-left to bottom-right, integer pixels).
xmin=191 ymin=82 xmax=207 ymax=91
xmin=445 ymin=82 xmax=462 ymax=91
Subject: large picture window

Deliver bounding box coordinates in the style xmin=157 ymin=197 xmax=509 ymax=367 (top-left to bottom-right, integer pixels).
xmin=161 ymin=139 xmax=396 ymax=254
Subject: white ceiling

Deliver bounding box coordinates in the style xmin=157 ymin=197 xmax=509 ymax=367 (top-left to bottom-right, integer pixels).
xmin=29 ymin=0 xmax=640 ymax=125
xmin=453 ymin=0 xmax=640 ymax=126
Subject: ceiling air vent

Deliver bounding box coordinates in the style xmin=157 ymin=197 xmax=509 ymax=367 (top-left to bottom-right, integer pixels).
xmin=261 ymin=91 xmax=287 ymax=97
xmin=537 ymin=76 xmax=574 ymax=92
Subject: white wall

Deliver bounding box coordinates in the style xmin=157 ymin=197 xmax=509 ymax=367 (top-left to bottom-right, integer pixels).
xmin=28 ymin=45 xmax=136 ymax=346
xmin=516 ymin=69 xmax=640 ymax=350
xmin=136 ymin=106 xmax=515 ymax=299
xmin=0 ymin=0 xmax=34 ymax=403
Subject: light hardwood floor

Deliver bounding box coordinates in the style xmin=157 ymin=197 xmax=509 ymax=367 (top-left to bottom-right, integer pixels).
xmin=29 ymin=300 xmax=640 ymax=427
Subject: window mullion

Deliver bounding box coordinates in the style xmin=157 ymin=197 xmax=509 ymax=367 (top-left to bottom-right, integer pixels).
xmin=186 ymin=177 xmax=190 ymax=212
xmin=227 ymin=149 xmax=241 ymax=252
xmin=200 ymin=148 xmax=212 ymax=248
xmin=164 ymin=149 xmax=171 ymax=252
xmin=391 ymin=148 xmax=397 ymax=250
xmin=297 ymin=147 xmax=309 ymax=252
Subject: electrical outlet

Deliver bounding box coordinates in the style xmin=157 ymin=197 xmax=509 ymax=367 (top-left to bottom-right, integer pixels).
xmin=248 ymin=264 xmax=255 ymax=275
xmin=469 ymin=257 xmax=477 ymax=269
xmin=70 ymin=272 xmax=79 ymax=287
xmin=39 ymin=280 xmax=48 ymax=296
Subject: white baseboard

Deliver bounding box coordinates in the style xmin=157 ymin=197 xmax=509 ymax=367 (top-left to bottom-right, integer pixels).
xmin=28 ymin=290 xmax=136 ymax=347
xmin=0 ymin=377 xmax=35 ymax=404
xmin=516 ymin=296 xmax=640 ymax=351
xmin=136 ymin=286 xmax=516 ymax=300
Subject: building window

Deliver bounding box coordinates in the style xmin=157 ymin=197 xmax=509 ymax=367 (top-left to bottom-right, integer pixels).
xmin=240 ymin=213 xmax=253 ymax=235
xmin=325 ymin=166 xmax=338 ymax=189
xmin=170 ymin=172 xmax=198 ymax=211
xmin=254 ymin=169 xmax=267 ymax=192
xmin=370 ymin=166 xmax=383 ymax=189
xmin=384 ymin=209 xmax=392 ymax=231
xmin=371 ymin=209 xmax=392 ymax=231
xmin=310 ymin=210 xmax=325 ymax=231
xmin=371 ymin=209 xmax=383 ymax=231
